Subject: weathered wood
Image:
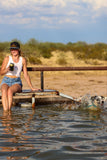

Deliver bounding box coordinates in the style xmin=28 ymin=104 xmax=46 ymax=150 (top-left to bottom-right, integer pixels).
xmin=26 ymin=66 xmax=107 ymax=71
xmin=0 ymin=94 xmax=75 ymax=106
xmin=14 ymin=95 xmax=74 ymax=105
xmin=0 ymin=66 xmax=107 ymax=71
xmin=0 ymin=90 xmax=75 ymax=106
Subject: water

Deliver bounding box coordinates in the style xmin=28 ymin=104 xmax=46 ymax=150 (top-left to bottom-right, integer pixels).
xmin=0 ymin=103 xmax=107 ymax=160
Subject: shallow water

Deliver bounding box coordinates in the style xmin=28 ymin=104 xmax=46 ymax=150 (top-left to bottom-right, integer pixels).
xmin=0 ymin=104 xmax=107 ymax=160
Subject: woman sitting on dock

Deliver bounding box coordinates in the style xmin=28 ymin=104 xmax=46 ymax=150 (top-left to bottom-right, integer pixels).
xmin=0 ymin=41 xmax=39 ymax=111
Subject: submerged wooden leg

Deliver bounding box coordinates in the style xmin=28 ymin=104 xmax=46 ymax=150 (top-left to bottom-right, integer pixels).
xmin=32 ymin=94 xmax=35 ymax=108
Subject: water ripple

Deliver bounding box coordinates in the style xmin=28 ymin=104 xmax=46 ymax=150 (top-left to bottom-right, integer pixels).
xmin=0 ymin=106 xmax=107 ymax=160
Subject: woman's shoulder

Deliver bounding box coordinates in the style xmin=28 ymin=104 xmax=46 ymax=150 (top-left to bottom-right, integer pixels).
xmin=22 ymin=57 xmax=27 ymax=64
xmin=22 ymin=56 xmax=26 ymax=61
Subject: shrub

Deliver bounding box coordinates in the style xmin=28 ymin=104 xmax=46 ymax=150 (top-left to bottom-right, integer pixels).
xmin=28 ymin=56 xmax=42 ymax=65
xmin=102 ymin=50 xmax=107 ymax=60
xmin=0 ymin=53 xmax=5 ymax=65
xmin=85 ymin=59 xmax=102 ymax=65
xmin=57 ymin=52 xmax=67 ymax=65
xmin=0 ymin=40 xmax=107 ymax=62
xmin=39 ymin=44 xmax=52 ymax=58
xmin=0 ymin=42 xmax=10 ymax=52
xmin=74 ymin=52 xmax=85 ymax=59
xmin=27 ymin=38 xmax=39 ymax=46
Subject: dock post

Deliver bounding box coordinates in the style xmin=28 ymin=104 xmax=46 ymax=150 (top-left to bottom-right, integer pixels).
xmin=32 ymin=94 xmax=35 ymax=108
xmin=41 ymin=71 xmax=44 ymax=91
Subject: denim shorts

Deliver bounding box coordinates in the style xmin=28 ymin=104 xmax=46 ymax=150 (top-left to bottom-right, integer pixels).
xmin=0 ymin=76 xmax=22 ymax=88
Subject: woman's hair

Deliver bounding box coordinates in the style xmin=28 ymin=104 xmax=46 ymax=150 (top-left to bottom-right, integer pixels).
xmin=19 ymin=50 xmax=21 ymax=56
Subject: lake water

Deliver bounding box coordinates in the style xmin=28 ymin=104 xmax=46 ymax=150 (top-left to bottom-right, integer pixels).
xmin=0 ymin=103 xmax=107 ymax=160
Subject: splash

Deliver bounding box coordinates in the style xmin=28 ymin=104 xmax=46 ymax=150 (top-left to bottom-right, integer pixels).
xmin=60 ymin=94 xmax=107 ymax=111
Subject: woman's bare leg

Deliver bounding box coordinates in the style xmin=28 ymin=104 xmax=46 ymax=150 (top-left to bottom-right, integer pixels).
xmin=1 ymin=84 xmax=9 ymax=111
xmin=8 ymin=84 xmax=22 ymax=110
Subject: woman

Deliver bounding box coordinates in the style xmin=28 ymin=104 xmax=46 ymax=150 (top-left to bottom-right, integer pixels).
xmin=0 ymin=41 xmax=40 ymax=111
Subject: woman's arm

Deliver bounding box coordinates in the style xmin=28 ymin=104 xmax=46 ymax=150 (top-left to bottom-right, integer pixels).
xmin=22 ymin=57 xmax=40 ymax=91
xmin=0 ymin=56 xmax=9 ymax=76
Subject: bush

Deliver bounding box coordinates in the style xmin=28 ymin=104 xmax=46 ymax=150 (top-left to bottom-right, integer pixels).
xmin=0 ymin=58 xmax=3 ymax=66
xmin=27 ymin=38 xmax=39 ymax=47
xmin=0 ymin=53 xmax=5 ymax=65
xmin=0 ymin=42 xmax=10 ymax=52
xmin=85 ymin=59 xmax=103 ymax=65
xmin=0 ymin=40 xmax=107 ymax=63
xmin=102 ymin=50 xmax=107 ymax=60
xmin=39 ymin=44 xmax=52 ymax=58
xmin=28 ymin=56 xmax=42 ymax=65
xmin=56 ymin=52 xmax=67 ymax=65
xmin=74 ymin=52 xmax=85 ymax=59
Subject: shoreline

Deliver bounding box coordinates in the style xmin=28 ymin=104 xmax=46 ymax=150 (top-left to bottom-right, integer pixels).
xmin=21 ymin=71 xmax=107 ymax=98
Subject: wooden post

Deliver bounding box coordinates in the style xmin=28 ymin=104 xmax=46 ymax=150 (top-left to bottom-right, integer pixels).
xmin=41 ymin=71 xmax=44 ymax=91
xmin=32 ymin=94 xmax=35 ymax=108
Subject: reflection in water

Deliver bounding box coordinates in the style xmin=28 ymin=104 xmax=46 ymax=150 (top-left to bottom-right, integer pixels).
xmin=0 ymin=109 xmax=36 ymax=159
xmin=0 ymin=104 xmax=107 ymax=160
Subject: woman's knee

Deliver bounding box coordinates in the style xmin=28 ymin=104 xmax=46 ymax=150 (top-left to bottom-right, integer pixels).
xmin=8 ymin=88 xmax=13 ymax=96
xmin=8 ymin=85 xmax=21 ymax=96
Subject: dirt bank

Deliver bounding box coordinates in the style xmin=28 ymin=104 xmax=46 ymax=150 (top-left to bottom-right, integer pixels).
xmin=20 ymin=71 xmax=107 ymax=98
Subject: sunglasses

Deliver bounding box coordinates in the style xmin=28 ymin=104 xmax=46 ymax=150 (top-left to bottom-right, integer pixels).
xmin=10 ymin=48 xmax=19 ymax=51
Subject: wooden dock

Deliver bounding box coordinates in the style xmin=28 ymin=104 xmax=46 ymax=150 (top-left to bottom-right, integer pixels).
xmin=0 ymin=89 xmax=76 ymax=107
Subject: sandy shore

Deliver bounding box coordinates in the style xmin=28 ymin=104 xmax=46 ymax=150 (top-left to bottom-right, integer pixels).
xmin=20 ymin=71 xmax=107 ymax=98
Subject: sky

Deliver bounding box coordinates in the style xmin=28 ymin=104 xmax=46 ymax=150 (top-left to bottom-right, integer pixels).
xmin=0 ymin=0 xmax=107 ymax=44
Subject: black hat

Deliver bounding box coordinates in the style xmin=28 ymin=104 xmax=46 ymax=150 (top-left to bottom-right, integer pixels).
xmin=10 ymin=41 xmax=20 ymax=50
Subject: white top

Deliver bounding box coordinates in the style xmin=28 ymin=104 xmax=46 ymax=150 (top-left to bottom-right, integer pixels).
xmin=6 ymin=56 xmax=23 ymax=77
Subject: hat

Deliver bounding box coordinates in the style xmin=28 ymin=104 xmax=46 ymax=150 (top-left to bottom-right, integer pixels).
xmin=10 ymin=41 xmax=20 ymax=50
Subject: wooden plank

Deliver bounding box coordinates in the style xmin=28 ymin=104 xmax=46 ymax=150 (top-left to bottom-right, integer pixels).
xmin=0 ymin=90 xmax=75 ymax=106
xmin=0 ymin=66 xmax=107 ymax=71
xmin=26 ymin=66 xmax=107 ymax=71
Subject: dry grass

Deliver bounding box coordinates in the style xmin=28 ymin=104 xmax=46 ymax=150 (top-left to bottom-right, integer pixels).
xmin=27 ymin=50 xmax=107 ymax=77
xmin=39 ymin=51 xmax=107 ymax=67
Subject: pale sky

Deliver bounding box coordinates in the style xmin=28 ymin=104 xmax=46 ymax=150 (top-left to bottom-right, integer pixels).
xmin=0 ymin=0 xmax=107 ymax=43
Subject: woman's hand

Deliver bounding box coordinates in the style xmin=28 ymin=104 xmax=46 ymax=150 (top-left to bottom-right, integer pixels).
xmin=6 ymin=66 xmax=10 ymax=72
xmin=31 ymin=88 xmax=42 ymax=92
